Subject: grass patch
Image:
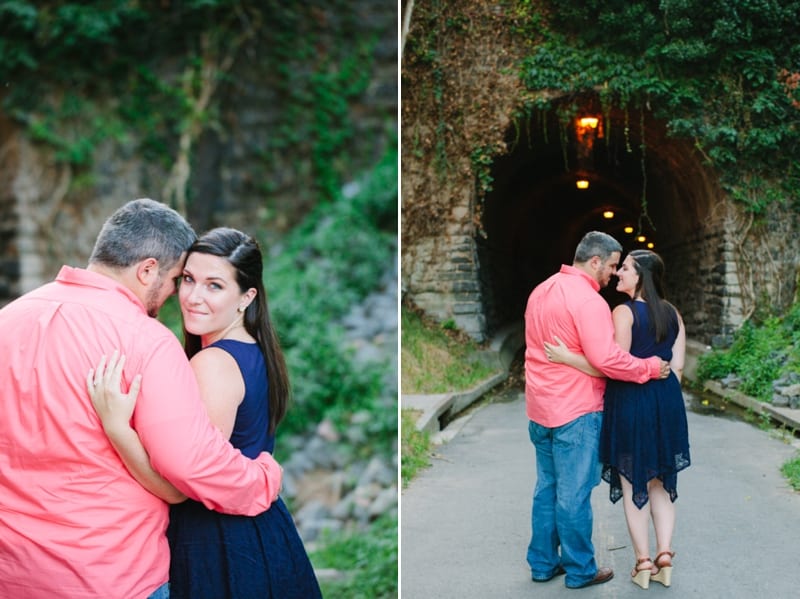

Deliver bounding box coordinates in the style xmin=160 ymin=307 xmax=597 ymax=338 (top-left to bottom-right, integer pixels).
xmin=781 ymin=454 xmax=800 ymax=491
xmin=311 ymin=513 xmax=397 ymax=598
xmin=401 ymin=409 xmax=432 ymax=487
xmin=401 ymin=305 xmax=499 ymax=394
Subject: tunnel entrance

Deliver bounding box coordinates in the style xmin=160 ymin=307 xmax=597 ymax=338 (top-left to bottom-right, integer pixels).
xmin=476 ymin=94 xmax=729 ymax=343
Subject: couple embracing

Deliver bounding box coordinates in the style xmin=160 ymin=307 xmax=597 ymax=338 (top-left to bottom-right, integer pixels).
xmin=524 ymin=230 xmax=691 ymax=590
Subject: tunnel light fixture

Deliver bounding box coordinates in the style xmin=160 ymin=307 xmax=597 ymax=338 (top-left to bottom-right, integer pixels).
xmin=637 ymin=235 xmax=647 ymax=243
xmin=623 ymin=226 xmax=634 ymax=234
xmin=647 ymin=242 xmax=655 ymax=249
xmin=575 ymin=116 xmax=603 ymax=169
xmin=603 ymin=210 xmax=614 ymax=219
xmin=576 ymin=179 xmax=589 ymax=189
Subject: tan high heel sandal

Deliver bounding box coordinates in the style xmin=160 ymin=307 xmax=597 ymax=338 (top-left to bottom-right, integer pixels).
xmin=651 ymin=551 xmax=675 ymax=587
xmin=631 ymin=557 xmax=654 ymax=589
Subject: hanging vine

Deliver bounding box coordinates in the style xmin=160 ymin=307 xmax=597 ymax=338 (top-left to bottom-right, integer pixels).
xmin=638 ymin=107 xmax=656 ymax=234
xmin=517 ymin=0 xmax=800 ymax=214
xmin=1 ymin=1 xmax=381 ymax=213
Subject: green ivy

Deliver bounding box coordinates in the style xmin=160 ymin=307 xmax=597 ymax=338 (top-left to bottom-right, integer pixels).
xmin=262 ymin=3 xmax=378 ymax=203
xmin=402 ymin=1 xmax=453 ymax=178
xmin=1 ymin=1 xmax=382 ymax=206
xmin=470 ymin=145 xmax=496 ymax=196
xmin=514 ymin=0 xmax=800 ymax=212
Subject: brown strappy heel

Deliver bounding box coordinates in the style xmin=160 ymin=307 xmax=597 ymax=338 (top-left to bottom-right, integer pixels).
xmin=651 ymin=551 xmax=675 ymax=587
xmin=631 ymin=557 xmax=654 ymax=589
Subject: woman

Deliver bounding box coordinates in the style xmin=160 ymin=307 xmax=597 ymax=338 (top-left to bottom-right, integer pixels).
xmin=89 ymin=227 xmax=322 ymax=598
xmin=545 ymin=249 xmax=691 ymax=590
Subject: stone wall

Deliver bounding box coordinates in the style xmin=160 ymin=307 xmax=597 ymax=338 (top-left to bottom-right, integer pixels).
xmin=403 ymin=233 xmax=486 ymax=342
xmin=0 ymin=2 xmax=396 ymax=299
xmin=666 ymin=200 xmax=800 ymax=346
xmin=662 ymin=220 xmax=733 ymax=344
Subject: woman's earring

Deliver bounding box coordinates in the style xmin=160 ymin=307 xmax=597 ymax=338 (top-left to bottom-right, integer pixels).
xmin=238 ymin=305 xmax=245 ymax=313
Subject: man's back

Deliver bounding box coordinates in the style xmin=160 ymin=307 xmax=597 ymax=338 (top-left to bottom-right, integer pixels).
xmin=524 ymin=266 xmax=610 ymax=428
xmin=0 ymin=268 xmax=184 ymax=597
xmin=524 ymin=265 xmax=661 ymax=429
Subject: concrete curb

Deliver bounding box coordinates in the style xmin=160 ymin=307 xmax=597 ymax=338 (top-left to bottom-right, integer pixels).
xmin=403 ymin=332 xmax=800 ymax=435
xmin=686 ymin=338 xmax=800 ymax=430
xmin=702 ymin=380 xmax=800 ymax=430
xmin=402 ymin=371 xmax=508 ymax=434
xmin=401 ymin=322 xmax=523 ymax=434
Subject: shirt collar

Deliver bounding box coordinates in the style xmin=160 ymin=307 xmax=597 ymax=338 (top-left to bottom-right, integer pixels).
xmin=559 ymin=263 xmax=600 ymax=292
xmin=56 ymin=266 xmax=146 ymax=313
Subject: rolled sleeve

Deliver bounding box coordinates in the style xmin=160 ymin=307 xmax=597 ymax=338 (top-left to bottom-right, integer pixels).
xmin=575 ymin=299 xmax=660 ymax=383
xmin=132 ymin=334 xmax=281 ymax=515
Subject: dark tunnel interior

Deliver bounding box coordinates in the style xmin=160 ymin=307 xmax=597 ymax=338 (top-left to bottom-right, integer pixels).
xmin=476 ymin=96 xmax=720 ymax=335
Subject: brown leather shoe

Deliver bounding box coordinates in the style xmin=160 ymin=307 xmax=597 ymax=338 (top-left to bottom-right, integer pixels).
xmin=566 ymin=567 xmax=614 ymax=589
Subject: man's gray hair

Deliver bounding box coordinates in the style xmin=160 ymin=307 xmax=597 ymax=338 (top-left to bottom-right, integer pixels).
xmin=573 ymin=231 xmax=622 ymax=263
xmin=89 ymin=199 xmax=197 ymax=271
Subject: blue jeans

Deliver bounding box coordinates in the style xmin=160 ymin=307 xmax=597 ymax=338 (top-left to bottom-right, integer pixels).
xmin=147 ymin=582 xmax=169 ymax=599
xmin=527 ymin=412 xmax=602 ymax=587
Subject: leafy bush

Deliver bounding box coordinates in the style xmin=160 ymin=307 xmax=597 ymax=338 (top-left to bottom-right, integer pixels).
xmin=311 ymin=513 xmax=398 ymax=598
xmin=266 ymin=147 xmax=397 ymax=440
xmin=697 ymin=302 xmax=800 ymax=400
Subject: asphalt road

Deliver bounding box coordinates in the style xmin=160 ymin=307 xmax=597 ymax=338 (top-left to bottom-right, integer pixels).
xmin=400 ymin=389 xmax=800 ymax=598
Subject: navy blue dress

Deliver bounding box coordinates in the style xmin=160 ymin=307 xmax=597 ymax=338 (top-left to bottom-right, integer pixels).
xmin=599 ymin=301 xmax=691 ymax=509
xmin=167 ymin=339 xmax=323 ymax=599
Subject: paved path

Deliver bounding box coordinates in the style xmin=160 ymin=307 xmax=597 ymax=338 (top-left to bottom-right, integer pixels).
xmin=400 ymin=390 xmax=800 ymax=598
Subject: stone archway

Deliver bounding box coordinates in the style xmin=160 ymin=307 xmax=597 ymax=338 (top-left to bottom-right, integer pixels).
xmin=476 ymin=94 xmax=740 ymax=344
xmin=401 ymin=4 xmax=800 ymax=351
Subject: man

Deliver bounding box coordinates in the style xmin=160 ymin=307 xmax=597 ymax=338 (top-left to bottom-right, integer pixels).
xmin=0 ymin=199 xmax=283 ymax=598
xmin=524 ymin=230 xmax=670 ymax=589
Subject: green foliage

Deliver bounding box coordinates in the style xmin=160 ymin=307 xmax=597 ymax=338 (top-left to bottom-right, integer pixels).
xmin=1 ymin=1 xmax=219 ymax=166
xmin=311 ymin=513 xmax=398 ymax=598
xmin=470 ymin=145 xmax=496 ymax=196
xmin=781 ymin=454 xmax=800 ymax=491
xmin=267 ymin=147 xmax=398 ymax=441
xmin=263 ymin=5 xmax=379 ymax=203
xmin=441 ymin=318 xmax=457 ymax=331
xmin=401 ymin=305 xmax=499 ymax=394
xmin=516 ymin=0 xmax=800 ymax=212
xmin=157 ymin=295 xmax=183 ymax=338
xmin=402 ymin=2 xmax=451 ymax=177
xmin=2 ymin=1 xmax=382 ymax=205
xmin=697 ymin=302 xmax=800 ymax=400
xmin=401 ymin=409 xmax=432 ymax=487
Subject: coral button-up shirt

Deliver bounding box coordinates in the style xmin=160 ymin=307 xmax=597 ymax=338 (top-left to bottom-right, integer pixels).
xmin=0 ymin=266 xmax=281 ymax=598
xmin=524 ymin=264 xmax=662 ymax=428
